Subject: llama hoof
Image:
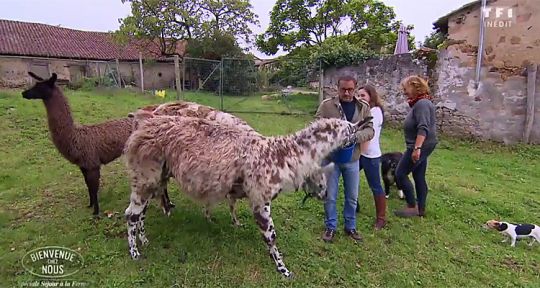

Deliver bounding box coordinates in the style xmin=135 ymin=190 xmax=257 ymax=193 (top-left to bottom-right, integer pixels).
xmin=282 ymin=270 xmax=294 ymax=279
xmin=168 ymin=201 xmax=176 ymax=208
xmin=130 ymin=249 xmax=141 ymax=260
xmin=162 ymin=207 xmax=172 ymax=217
xmin=140 ymin=238 xmax=149 ymax=246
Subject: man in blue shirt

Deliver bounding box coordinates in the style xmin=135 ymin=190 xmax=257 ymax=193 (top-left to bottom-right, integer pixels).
xmin=315 ymin=75 xmax=374 ymax=242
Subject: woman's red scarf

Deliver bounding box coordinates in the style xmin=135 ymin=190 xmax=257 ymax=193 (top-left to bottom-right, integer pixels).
xmin=408 ymin=94 xmax=433 ymax=108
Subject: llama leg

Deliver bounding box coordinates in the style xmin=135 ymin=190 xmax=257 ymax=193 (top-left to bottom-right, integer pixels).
xmin=137 ymin=203 xmax=150 ymax=245
xmin=228 ymin=196 xmax=241 ymax=226
xmin=161 ymin=163 xmax=175 ymax=209
xmin=203 ymin=206 xmax=215 ymax=223
xmin=125 ymin=194 xmax=147 ymax=260
xmin=88 ymin=167 xmax=101 ymax=215
xmin=160 ymin=190 xmax=171 ymax=217
xmin=159 ymin=176 xmax=173 ymax=217
xmin=80 ymin=167 xmax=93 ymax=207
xmin=82 ymin=167 xmax=101 ymax=215
xmin=253 ymin=202 xmax=292 ymax=278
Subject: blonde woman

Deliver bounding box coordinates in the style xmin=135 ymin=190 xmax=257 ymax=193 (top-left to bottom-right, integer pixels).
xmin=394 ymin=76 xmax=438 ymax=218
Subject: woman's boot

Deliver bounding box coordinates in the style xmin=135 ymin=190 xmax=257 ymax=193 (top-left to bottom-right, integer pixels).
xmin=374 ymin=194 xmax=386 ymax=230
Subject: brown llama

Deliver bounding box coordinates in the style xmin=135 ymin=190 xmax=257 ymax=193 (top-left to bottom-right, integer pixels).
xmin=21 ymin=72 xmax=134 ymax=215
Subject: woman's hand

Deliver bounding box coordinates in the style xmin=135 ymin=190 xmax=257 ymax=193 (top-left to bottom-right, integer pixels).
xmin=412 ymin=149 xmax=421 ymax=163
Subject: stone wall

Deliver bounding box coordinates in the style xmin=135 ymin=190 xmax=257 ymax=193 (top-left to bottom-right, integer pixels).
xmin=322 ymin=49 xmax=540 ymax=144
xmin=323 ymin=53 xmax=430 ymax=123
xmin=443 ymin=0 xmax=540 ymax=68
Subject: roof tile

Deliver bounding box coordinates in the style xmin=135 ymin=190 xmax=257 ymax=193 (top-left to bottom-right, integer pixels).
xmin=0 ymin=19 xmax=185 ymax=60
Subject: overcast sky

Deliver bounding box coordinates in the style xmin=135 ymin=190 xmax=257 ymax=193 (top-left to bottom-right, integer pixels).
xmin=1 ymin=0 xmax=472 ymax=58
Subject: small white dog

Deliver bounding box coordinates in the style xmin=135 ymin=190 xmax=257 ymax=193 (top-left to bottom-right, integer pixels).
xmin=485 ymin=220 xmax=540 ymax=247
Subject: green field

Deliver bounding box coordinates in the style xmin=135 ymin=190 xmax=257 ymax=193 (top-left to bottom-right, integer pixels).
xmin=0 ymin=88 xmax=539 ymax=287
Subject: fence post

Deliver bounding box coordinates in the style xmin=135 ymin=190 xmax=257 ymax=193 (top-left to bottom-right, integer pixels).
xmin=139 ymin=52 xmax=144 ymax=92
xmin=115 ymin=59 xmax=121 ymax=88
xmin=220 ymin=60 xmax=224 ymax=111
xmin=524 ymin=63 xmax=537 ymax=143
xmin=319 ymin=60 xmax=324 ymax=103
xmin=174 ymin=55 xmax=182 ymax=100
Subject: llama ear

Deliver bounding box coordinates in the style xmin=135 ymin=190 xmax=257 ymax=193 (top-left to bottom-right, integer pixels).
xmin=46 ymin=73 xmax=58 ymax=86
xmin=28 ymin=72 xmax=44 ymax=81
xmin=354 ymin=116 xmax=373 ymax=128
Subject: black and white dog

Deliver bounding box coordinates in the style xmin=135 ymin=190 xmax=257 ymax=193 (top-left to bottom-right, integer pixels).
xmin=485 ymin=220 xmax=540 ymax=247
xmin=380 ymin=152 xmax=404 ymax=199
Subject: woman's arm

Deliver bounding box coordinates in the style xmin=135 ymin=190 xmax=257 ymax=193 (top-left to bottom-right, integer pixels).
xmin=361 ymin=107 xmax=382 ymax=152
xmin=412 ymin=102 xmax=430 ymax=162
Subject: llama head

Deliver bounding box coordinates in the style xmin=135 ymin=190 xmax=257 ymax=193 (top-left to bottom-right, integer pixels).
xmin=302 ymin=162 xmax=335 ymax=201
xmin=127 ymin=109 xmax=156 ymax=130
xmin=310 ymin=117 xmax=373 ymax=149
xmin=22 ymin=72 xmax=58 ymax=100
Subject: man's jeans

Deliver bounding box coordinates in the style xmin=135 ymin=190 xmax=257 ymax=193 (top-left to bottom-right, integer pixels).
xmin=324 ymin=160 xmax=360 ymax=231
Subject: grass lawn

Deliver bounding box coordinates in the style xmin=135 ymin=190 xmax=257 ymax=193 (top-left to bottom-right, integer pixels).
xmin=0 ymin=88 xmax=539 ymax=287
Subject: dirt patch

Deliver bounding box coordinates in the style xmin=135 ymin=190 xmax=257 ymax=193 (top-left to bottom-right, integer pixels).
xmin=499 ymin=257 xmax=525 ymax=272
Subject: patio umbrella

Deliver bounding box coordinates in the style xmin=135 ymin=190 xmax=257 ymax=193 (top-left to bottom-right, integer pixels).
xmin=394 ymin=23 xmax=409 ymax=54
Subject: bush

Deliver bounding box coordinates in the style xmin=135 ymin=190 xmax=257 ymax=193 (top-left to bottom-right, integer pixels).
xmin=312 ymin=38 xmax=378 ymax=69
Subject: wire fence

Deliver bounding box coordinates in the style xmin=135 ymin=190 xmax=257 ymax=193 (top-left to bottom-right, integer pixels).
xmin=1 ymin=54 xmax=322 ymax=115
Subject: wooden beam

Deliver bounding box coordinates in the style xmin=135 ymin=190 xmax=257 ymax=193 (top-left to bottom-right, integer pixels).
xmin=139 ymin=52 xmax=144 ymax=92
xmin=115 ymin=59 xmax=122 ymax=88
xmin=524 ymin=63 xmax=537 ymax=143
xmin=96 ymin=63 xmax=101 ymax=85
xmin=174 ymin=55 xmax=182 ymax=100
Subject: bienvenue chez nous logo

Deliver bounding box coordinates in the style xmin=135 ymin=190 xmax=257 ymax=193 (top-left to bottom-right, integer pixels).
xmin=21 ymin=246 xmax=87 ymax=287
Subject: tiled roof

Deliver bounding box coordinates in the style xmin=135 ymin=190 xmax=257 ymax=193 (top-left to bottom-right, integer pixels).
xmin=0 ymin=19 xmax=185 ymax=61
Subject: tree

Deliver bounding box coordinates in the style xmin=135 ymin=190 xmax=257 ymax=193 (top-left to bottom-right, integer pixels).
xmin=116 ymin=0 xmax=202 ymax=56
xmin=422 ymin=30 xmax=446 ymax=49
xmin=256 ymin=0 xmax=414 ymax=55
xmin=117 ymin=0 xmax=258 ymax=57
xmin=199 ymin=0 xmax=259 ymax=44
xmin=186 ymin=32 xmax=244 ymax=60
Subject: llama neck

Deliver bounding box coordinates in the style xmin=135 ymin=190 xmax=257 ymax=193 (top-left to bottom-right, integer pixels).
xmin=266 ymin=125 xmax=343 ymax=193
xmin=290 ymin=125 xmax=342 ymax=165
xmin=43 ymin=89 xmax=76 ymax=145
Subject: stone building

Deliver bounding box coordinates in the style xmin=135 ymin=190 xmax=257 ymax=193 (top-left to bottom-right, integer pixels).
xmin=323 ymin=0 xmax=540 ymax=144
xmin=0 ymin=19 xmax=186 ymax=90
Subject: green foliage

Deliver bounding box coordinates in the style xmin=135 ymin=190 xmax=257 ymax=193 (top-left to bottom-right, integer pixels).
xmin=257 ymin=0 xmax=414 ymax=55
xmin=116 ymin=0 xmax=198 ymax=56
xmin=423 ymin=30 xmax=447 ymax=50
xmin=186 ymin=32 xmax=244 ymax=60
xmin=67 ymin=77 xmax=115 ymax=91
xmin=198 ymin=0 xmax=259 ymax=45
xmin=312 ymin=37 xmax=378 ymax=68
xmin=222 ymin=58 xmax=258 ymax=95
xmin=117 ymin=0 xmax=259 ymax=56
